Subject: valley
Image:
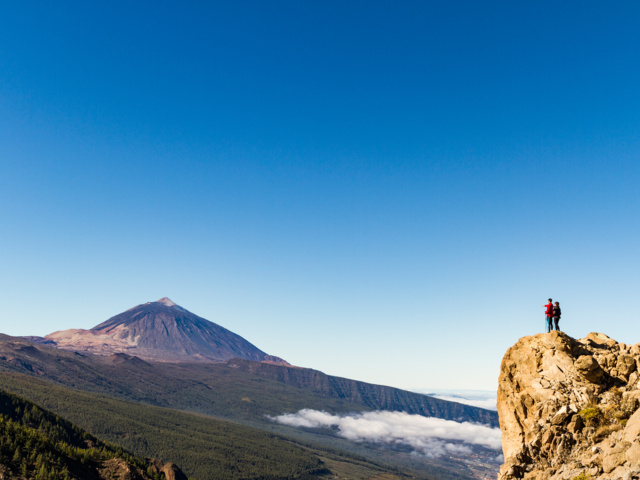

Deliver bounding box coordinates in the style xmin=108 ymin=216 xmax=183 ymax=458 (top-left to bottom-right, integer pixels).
xmin=0 ymin=298 xmax=501 ymax=479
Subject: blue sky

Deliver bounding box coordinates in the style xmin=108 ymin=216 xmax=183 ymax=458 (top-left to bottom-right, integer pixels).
xmin=1 ymin=1 xmax=639 ymax=391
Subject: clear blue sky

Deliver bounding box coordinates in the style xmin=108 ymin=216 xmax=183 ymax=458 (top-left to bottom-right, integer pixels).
xmin=1 ymin=1 xmax=639 ymax=391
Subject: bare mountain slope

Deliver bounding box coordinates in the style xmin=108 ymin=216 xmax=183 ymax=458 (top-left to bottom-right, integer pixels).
xmin=43 ymin=297 xmax=286 ymax=364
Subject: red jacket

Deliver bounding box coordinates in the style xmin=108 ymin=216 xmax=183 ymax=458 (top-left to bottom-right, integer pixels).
xmin=544 ymin=302 xmax=553 ymax=316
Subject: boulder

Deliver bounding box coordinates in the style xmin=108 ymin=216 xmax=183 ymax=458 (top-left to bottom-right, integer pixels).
xmin=575 ymin=355 xmax=604 ymax=382
xmin=160 ymin=463 xmax=188 ymax=480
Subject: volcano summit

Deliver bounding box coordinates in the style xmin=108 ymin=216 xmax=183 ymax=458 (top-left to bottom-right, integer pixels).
xmin=41 ymin=297 xmax=287 ymax=364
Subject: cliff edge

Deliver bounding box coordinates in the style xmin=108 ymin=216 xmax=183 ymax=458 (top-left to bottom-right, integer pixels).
xmin=498 ymin=331 xmax=640 ymax=480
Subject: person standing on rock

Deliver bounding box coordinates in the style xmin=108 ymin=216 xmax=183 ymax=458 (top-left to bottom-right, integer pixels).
xmin=553 ymin=301 xmax=561 ymax=331
xmin=544 ymin=298 xmax=554 ymax=332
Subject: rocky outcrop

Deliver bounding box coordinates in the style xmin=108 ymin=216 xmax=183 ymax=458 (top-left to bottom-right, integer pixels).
xmin=98 ymin=458 xmax=150 ymax=480
xmin=498 ymin=331 xmax=640 ymax=480
xmin=160 ymin=463 xmax=188 ymax=480
xmin=145 ymin=459 xmax=188 ymax=480
xmin=97 ymin=457 xmax=188 ymax=480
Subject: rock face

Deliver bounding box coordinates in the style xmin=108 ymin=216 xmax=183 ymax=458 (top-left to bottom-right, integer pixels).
xmin=43 ymin=298 xmax=288 ymax=364
xmin=98 ymin=458 xmax=151 ymax=480
xmin=498 ymin=331 xmax=640 ymax=480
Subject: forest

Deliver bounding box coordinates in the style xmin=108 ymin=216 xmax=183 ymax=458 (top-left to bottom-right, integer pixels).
xmin=0 ymin=388 xmax=166 ymax=480
xmin=0 ymin=374 xmax=381 ymax=480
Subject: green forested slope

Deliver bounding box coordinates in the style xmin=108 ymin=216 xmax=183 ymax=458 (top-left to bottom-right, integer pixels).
xmin=0 ymin=388 xmax=168 ymax=480
xmin=0 ymin=372 xmax=424 ymax=480
xmin=0 ymin=335 xmax=489 ymax=480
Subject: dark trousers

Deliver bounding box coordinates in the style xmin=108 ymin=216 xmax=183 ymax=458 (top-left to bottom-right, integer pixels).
xmin=554 ymin=317 xmax=560 ymax=331
xmin=546 ymin=316 xmax=553 ymax=333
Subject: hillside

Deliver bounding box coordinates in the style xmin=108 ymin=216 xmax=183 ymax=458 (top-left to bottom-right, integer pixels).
xmin=498 ymin=331 xmax=640 ymax=480
xmin=1 ymin=297 xmax=499 ymax=479
xmin=0 ymin=333 xmax=498 ymax=427
xmin=0 ymin=388 xmax=186 ymax=480
xmin=225 ymin=358 xmax=499 ymax=426
xmin=0 ymin=334 xmax=498 ymax=479
xmin=0 ymin=370 xmax=440 ymax=480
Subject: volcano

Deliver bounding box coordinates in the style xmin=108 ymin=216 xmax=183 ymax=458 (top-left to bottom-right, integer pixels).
xmin=43 ymin=297 xmax=287 ymax=364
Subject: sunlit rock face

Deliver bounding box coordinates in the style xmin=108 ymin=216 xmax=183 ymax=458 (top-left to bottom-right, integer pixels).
xmin=44 ymin=298 xmax=288 ymax=364
xmin=498 ymin=331 xmax=640 ymax=480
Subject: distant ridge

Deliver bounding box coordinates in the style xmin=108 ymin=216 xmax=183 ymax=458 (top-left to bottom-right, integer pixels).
xmin=0 ymin=332 xmax=500 ymax=477
xmin=42 ymin=298 xmax=288 ymax=364
xmin=0 ymin=333 xmax=499 ymax=428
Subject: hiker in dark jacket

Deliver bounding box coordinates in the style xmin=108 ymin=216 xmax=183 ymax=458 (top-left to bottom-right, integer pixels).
xmin=544 ymin=299 xmax=553 ymax=333
xmin=553 ymin=302 xmax=561 ymax=331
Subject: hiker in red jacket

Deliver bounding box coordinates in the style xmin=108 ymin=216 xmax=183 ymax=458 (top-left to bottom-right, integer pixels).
xmin=544 ymin=299 xmax=553 ymax=333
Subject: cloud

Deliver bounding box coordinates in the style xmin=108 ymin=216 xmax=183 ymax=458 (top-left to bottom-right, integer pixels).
xmin=269 ymin=409 xmax=502 ymax=459
xmin=413 ymin=389 xmax=498 ymax=411
xmin=430 ymin=394 xmax=497 ymax=411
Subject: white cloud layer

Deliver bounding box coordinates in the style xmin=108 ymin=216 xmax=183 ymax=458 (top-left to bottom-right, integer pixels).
xmin=269 ymin=409 xmax=503 ymax=459
xmin=430 ymin=394 xmax=498 ymax=411
xmin=413 ymin=389 xmax=498 ymax=411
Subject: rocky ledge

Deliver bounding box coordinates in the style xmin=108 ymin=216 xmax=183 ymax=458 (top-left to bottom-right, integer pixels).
xmin=498 ymin=331 xmax=640 ymax=480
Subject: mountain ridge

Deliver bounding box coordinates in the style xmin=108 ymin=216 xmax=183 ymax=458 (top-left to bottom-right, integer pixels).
xmin=0 ymin=333 xmax=498 ymax=427
xmin=8 ymin=296 xmax=499 ymax=428
xmin=1 ymin=295 xmax=502 ymax=479
xmin=225 ymin=357 xmax=499 ymax=426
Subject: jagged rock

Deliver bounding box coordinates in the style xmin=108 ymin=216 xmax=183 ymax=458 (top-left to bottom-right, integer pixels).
xmin=624 ymin=409 xmax=640 ymax=441
xmin=585 ymin=332 xmax=618 ymax=348
xmin=575 ymin=355 xmax=604 ymax=382
xmin=618 ymin=355 xmax=637 ymax=377
xmin=498 ymin=331 xmax=640 ymax=480
xmin=160 ymin=463 xmax=188 ymax=480
xmin=567 ymin=413 xmax=584 ymax=434
xmin=99 ymin=458 xmax=147 ymax=480
xmin=97 ymin=458 xmax=188 ymax=480
xmin=625 ymin=441 xmax=640 ymax=467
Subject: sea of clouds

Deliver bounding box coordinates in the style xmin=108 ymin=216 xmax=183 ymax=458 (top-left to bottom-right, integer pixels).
xmin=420 ymin=389 xmax=498 ymax=411
xmin=269 ymin=409 xmax=503 ymax=460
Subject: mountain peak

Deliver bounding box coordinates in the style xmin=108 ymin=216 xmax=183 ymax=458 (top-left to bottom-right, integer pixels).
xmin=156 ymin=297 xmax=177 ymax=307
xmin=44 ymin=299 xmax=288 ymax=365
